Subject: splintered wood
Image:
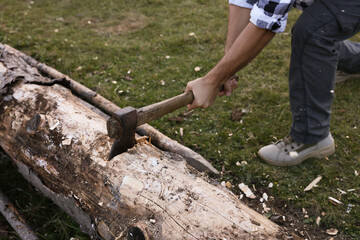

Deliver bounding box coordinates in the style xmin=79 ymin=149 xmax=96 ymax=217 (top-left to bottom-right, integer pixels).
xmin=0 ymin=45 xmax=282 ymax=239
xmin=304 ymin=175 xmax=322 ymax=192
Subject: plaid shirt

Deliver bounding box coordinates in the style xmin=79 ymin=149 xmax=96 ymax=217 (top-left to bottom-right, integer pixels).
xmin=229 ymin=0 xmax=315 ymax=33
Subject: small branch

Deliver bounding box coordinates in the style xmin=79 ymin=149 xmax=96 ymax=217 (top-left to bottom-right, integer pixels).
xmin=0 ymin=189 xmax=38 ymax=240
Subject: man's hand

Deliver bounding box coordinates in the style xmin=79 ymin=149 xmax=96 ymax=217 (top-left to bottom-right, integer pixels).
xmin=185 ymin=75 xmax=238 ymax=110
xmin=218 ymin=75 xmax=239 ymax=97
xmin=185 ymin=22 xmax=275 ymax=111
xmin=185 ymin=77 xmax=218 ymax=110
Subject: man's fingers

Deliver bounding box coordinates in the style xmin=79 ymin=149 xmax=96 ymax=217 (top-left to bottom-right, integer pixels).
xmin=218 ymin=75 xmax=239 ymax=97
xmin=224 ymin=81 xmax=232 ymax=96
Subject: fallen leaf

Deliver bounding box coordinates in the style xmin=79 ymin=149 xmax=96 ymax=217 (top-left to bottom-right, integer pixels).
xmin=231 ymin=109 xmax=243 ymax=121
xmin=167 ymin=116 xmax=184 ymax=122
xmin=124 ymin=76 xmax=133 ymax=81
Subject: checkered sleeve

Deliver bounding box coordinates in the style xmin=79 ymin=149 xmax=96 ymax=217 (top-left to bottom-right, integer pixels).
xmin=229 ymin=0 xmax=257 ymax=9
xmin=251 ymin=0 xmax=294 ymax=33
xmin=229 ymin=0 xmax=295 ymax=33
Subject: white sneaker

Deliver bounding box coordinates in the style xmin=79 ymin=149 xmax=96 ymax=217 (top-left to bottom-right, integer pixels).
xmin=336 ymin=71 xmax=360 ymax=84
xmin=258 ymin=134 xmax=335 ymax=166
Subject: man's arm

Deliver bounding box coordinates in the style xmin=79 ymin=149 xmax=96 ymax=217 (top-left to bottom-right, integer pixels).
xmin=217 ymin=5 xmax=251 ymax=97
xmin=225 ymin=5 xmax=251 ymax=53
xmin=186 ymin=22 xmax=275 ymax=110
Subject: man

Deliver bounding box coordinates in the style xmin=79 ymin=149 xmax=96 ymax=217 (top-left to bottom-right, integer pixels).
xmin=185 ymin=0 xmax=360 ymax=166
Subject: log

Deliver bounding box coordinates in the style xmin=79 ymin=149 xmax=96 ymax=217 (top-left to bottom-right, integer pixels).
xmin=0 ymin=45 xmax=282 ymax=239
xmin=0 ymin=189 xmax=38 ymax=240
xmin=0 ymin=44 xmax=218 ymax=176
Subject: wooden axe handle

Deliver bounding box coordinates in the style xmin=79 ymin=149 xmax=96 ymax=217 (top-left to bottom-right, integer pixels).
xmin=137 ymin=91 xmax=194 ymax=126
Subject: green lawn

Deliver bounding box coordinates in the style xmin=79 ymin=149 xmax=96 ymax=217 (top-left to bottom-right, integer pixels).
xmin=0 ymin=0 xmax=359 ymax=239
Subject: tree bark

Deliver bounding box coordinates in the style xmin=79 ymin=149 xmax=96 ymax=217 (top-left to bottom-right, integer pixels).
xmin=0 ymin=43 xmax=219 ymax=176
xmin=0 ymin=189 xmax=39 ymax=240
xmin=0 ymin=45 xmax=282 ymax=239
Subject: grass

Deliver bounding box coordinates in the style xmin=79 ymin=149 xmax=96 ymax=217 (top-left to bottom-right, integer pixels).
xmin=0 ymin=0 xmax=359 ymax=239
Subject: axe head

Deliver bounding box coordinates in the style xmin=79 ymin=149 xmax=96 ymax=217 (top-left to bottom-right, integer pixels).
xmin=107 ymin=107 xmax=137 ymax=160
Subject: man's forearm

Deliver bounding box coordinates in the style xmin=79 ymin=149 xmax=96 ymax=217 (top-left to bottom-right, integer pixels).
xmin=225 ymin=5 xmax=251 ymax=53
xmin=208 ymin=22 xmax=275 ymax=87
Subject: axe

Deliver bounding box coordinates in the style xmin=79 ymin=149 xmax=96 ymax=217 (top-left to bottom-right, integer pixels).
xmin=107 ymin=91 xmax=194 ymax=159
xmin=107 ymin=76 xmax=238 ymax=160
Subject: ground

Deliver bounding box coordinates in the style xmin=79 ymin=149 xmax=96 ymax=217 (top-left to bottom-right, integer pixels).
xmin=0 ymin=0 xmax=359 ymax=239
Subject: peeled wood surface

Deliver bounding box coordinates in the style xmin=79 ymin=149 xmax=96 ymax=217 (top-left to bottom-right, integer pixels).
xmin=0 ymin=43 xmax=218 ymax=175
xmin=0 ymin=46 xmax=282 ymax=239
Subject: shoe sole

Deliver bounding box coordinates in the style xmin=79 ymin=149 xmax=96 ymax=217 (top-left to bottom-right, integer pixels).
xmin=259 ymin=144 xmax=335 ymax=167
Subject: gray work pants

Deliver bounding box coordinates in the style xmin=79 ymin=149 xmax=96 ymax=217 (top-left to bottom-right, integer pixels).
xmin=289 ymin=0 xmax=360 ymax=144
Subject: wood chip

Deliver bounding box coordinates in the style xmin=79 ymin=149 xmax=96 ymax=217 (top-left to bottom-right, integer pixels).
xmin=304 ymin=175 xmax=322 ymax=192
xmin=62 ymin=138 xmax=72 ymax=146
xmin=326 ymin=228 xmax=338 ymax=236
xmin=337 ymin=188 xmax=347 ymax=195
xmin=238 ymin=183 xmax=256 ymax=199
xmin=316 ymin=216 xmax=321 ymax=225
xmin=328 ymin=197 xmax=343 ymax=205
xmin=49 ymin=120 xmax=60 ymax=130
xmin=262 ymin=193 xmax=268 ymax=202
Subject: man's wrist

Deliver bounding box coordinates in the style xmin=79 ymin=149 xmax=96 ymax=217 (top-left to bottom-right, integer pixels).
xmin=205 ymin=68 xmax=230 ymax=88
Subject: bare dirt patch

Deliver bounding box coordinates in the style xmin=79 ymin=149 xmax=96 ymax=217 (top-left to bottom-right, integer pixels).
xmin=97 ymin=12 xmax=152 ymax=36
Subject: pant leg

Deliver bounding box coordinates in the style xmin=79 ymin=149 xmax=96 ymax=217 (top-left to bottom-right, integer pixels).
xmin=289 ymin=0 xmax=360 ymax=144
xmin=337 ymin=40 xmax=360 ymax=74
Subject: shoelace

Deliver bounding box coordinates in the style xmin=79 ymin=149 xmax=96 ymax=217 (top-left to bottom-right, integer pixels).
xmin=276 ymin=136 xmax=301 ymax=153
